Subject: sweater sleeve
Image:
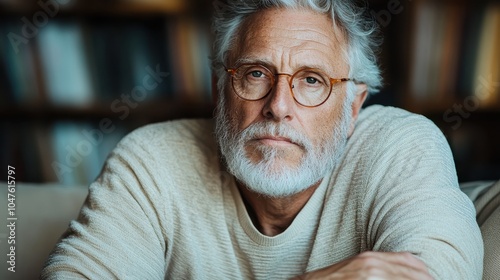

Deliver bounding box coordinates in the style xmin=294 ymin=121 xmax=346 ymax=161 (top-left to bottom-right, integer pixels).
xmin=41 ymin=128 xmax=169 ymax=279
xmin=360 ymin=113 xmax=483 ymax=279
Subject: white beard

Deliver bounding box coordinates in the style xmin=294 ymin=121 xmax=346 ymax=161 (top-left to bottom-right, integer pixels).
xmin=215 ymin=98 xmax=352 ymax=198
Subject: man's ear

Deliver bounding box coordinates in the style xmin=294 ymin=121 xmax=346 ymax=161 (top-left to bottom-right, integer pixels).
xmin=212 ymin=75 xmax=219 ymax=105
xmin=348 ymin=84 xmax=368 ymax=137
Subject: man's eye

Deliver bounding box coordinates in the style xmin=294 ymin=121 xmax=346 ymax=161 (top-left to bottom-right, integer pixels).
xmin=306 ymin=77 xmax=319 ymax=84
xmin=250 ymin=71 xmax=264 ymax=78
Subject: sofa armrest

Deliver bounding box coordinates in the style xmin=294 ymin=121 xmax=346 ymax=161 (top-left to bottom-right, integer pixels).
xmin=472 ymin=180 xmax=500 ymax=280
xmin=0 ymin=182 xmax=87 ymax=280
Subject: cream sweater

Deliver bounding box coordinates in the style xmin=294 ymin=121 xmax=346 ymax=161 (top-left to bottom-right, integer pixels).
xmin=41 ymin=105 xmax=483 ymax=279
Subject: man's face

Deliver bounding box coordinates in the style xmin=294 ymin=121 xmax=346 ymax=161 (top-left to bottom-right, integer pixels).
xmin=216 ymin=8 xmax=353 ymax=197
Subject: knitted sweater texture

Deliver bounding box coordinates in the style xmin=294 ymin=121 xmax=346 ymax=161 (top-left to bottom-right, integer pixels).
xmin=41 ymin=105 xmax=483 ymax=279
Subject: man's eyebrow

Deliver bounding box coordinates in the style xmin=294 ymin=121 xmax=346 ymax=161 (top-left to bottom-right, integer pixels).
xmin=234 ymin=57 xmax=274 ymax=67
xmin=233 ymin=57 xmax=335 ymax=74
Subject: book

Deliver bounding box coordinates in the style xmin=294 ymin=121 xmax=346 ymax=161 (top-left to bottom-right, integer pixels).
xmin=1 ymin=19 xmax=41 ymax=104
xmin=189 ymin=19 xmax=212 ymax=102
xmin=124 ymin=20 xmax=171 ymax=101
xmin=166 ymin=18 xmax=212 ymax=101
xmin=456 ymin=5 xmax=487 ymax=98
xmin=0 ymin=41 xmax=13 ymax=104
xmin=437 ymin=5 xmax=464 ymax=100
xmin=50 ymin=120 xmax=130 ymax=185
xmin=38 ymin=20 xmax=94 ymax=107
xmin=33 ymin=124 xmax=57 ymax=182
xmin=85 ymin=18 xmax=172 ymax=102
xmin=426 ymin=3 xmax=447 ymax=98
xmin=409 ymin=1 xmax=440 ymax=100
xmin=51 ymin=121 xmax=101 ymax=185
xmin=83 ymin=19 xmax=119 ymax=101
xmin=167 ymin=18 xmax=194 ymax=99
xmin=473 ymin=4 xmax=500 ymax=107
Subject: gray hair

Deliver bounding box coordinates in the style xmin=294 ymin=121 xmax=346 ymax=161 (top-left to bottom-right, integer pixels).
xmin=211 ymin=0 xmax=383 ymax=98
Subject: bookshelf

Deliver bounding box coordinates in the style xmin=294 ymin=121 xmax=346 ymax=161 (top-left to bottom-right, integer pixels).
xmin=0 ymin=0 xmax=190 ymax=16
xmin=0 ymin=0 xmax=214 ymax=185
xmin=1 ymin=0 xmax=498 ymax=184
xmin=366 ymin=0 xmax=500 ymax=181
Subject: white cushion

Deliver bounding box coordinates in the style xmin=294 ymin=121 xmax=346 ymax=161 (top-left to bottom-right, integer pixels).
xmin=0 ymin=182 xmax=87 ymax=280
xmin=471 ymin=180 xmax=500 ymax=280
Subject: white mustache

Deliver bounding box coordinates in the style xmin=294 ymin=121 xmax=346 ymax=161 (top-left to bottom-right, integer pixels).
xmin=238 ymin=122 xmax=312 ymax=150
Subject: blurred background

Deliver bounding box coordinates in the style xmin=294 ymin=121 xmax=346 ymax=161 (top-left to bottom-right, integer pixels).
xmin=0 ymin=0 xmax=499 ymax=186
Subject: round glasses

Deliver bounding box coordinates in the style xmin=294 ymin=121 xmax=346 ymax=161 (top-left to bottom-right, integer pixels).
xmin=226 ymin=64 xmax=353 ymax=107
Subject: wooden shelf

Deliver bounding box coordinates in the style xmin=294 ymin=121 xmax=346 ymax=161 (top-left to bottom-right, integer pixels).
xmin=0 ymin=100 xmax=214 ymax=122
xmin=402 ymin=94 xmax=500 ymax=116
xmin=426 ymin=109 xmax=500 ymax=125
xmin=0 ymin=0 xmax=190 ymax=16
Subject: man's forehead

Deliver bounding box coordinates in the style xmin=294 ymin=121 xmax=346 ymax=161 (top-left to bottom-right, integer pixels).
xmin=230 ymin=7 xmax=349 ymax=73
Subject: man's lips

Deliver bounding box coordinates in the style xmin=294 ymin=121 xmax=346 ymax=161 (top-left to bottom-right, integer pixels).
xmin=253 ymin=136 xmax=298 ymax=146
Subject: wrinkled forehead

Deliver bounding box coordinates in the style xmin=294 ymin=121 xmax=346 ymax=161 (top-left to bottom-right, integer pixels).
xmin=229 ymin=7 xmax=349 ymax=75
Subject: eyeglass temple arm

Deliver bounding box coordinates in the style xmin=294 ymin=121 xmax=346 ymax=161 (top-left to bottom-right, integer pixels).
xmin=332 ymin=78 xmax=361 ymax=84
xmin=227 ymin=67 xmax=360 ymax=85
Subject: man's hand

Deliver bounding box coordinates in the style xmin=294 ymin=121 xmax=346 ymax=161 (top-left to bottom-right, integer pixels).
xmin=293 ymin=251 xmax=433 ymax=280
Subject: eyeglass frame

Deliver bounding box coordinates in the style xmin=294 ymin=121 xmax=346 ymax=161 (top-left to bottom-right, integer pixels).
xmin=225 ymin=63 xmax=355 ymax=108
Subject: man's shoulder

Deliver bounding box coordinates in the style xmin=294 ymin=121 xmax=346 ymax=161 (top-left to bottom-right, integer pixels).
xmin=354 ymin=105 xmax=442 ymax=144
xmin=346 ymin=105 xmax=450 ymax=168
xmin=108 ymin=118 xmax=218 ymax=166
xmin=107 ymin=118 xmax=221 ymax=188
xmin=120 ymin=118 xmax=215 ymax=148
xmin=357 ymin=105 xmax=430 ymax=127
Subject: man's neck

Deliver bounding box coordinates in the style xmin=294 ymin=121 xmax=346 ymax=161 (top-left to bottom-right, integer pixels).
xmin=237 ymin=182 xmax=321 ymax=236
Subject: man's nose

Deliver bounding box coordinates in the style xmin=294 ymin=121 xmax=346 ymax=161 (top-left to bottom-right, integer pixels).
xmin=261 ymin=74 xmax=295 ymax=121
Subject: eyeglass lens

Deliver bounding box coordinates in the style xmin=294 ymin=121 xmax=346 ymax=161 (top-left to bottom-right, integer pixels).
xmin=232 ymin=65 xmax=332 ymax=107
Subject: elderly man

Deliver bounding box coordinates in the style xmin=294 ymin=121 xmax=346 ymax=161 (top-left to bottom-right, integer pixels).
xmin=42 ymin=0 xmax=483 ymax=279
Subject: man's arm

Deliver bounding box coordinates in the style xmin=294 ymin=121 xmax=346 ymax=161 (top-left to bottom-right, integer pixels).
xmin=295 ymin=252 xmax=432 ymax=280
xmin=298 ymin=110 xmax=483 ymax=279
xmin=359 ymin=115 xmax=483 ymax=279
xmin=41 ymin=131 xmax=169 ymax=279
